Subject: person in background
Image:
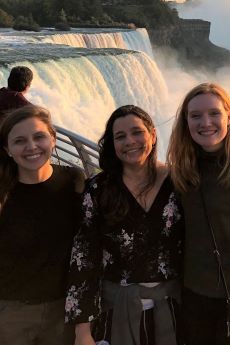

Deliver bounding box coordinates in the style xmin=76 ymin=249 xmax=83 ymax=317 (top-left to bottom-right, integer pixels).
xmin=0 ymin=66 xmax=33 ymax=119
xmin=0 ymin=104 xmax=85 ymax=345
xmin=66 ymin=105 xmax=184 ymax=345
xmin=167 ymin=82 xmax=230 ymax=345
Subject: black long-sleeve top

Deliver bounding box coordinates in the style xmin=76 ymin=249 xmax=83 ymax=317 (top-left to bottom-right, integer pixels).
xmin=0 ymin=164 xmax=84 ymax=302
xmin=66 ymin=173 xmax=184 ymax=323
xmin=182 ymin=149 xmax=230 ymax=298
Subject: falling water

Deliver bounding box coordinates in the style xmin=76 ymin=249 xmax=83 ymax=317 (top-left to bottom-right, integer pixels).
xmin=0 ymin=28 xmax=173 ymax=158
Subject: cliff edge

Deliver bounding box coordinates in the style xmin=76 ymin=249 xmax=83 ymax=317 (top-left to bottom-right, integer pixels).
xmin=149 ymin=19 xmax=230 ymax=70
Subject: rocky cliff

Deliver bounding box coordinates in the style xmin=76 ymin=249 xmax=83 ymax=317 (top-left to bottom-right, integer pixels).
xmin=149 ymin=19 xmax=230 ymax=70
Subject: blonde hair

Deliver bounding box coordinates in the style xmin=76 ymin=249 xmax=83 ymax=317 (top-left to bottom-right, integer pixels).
xmin=167 ymin=82 xmax=230 ymax=193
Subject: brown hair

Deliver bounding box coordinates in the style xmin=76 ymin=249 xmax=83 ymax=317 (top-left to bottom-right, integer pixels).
xmin=98 ymin=104 xmax=157 ymax=224
xmin=8 ymin=66 xmax=33 ymax=92
xmin=167 ymin=82 xmax=230 ymax=193
xmin=0 ymin=105 xmax=56 ymax=204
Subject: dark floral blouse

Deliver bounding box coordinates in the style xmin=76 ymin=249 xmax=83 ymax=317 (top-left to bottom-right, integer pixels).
xmin=65 ymin=173 xmax=184 ymax=323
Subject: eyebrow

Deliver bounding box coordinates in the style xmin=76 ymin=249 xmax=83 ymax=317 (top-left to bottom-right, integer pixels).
xmin=10 ymin=131 xmax=47 ymax=140
xmin=188 ymin=107 xmax=221 ymax=113
xmin=11 ymin=135 xmax=25 ymax=140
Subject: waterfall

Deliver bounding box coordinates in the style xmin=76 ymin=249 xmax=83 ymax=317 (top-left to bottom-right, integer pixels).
xmin=0 ymin=28 xmax=174 ymax=159
xmin=0 ymin=50 xmax=168 ymax=158
xmin=42 ymin=28 xmax=154 ymax=58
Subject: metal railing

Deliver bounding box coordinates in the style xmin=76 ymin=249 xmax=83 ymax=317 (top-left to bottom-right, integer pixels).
xmin=52 ymin=125 xmax=100 ymax=178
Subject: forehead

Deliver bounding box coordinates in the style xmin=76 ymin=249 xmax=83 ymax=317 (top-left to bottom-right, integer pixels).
xmin=8 ymin=117 xmax=49 ymax=138
xmin=188 ymin=93 xmax=223 ymax=112
xmin=113 ymin=114 xmax=146 ymax=132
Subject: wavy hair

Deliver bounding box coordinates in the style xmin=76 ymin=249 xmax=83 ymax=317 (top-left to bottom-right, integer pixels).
xmin=167 ymin=82 xmax=230 ymax=193
xmin=98 ymin=104 xmax=157 ymax=224
xmin=0 ymin=105 xmax=56 ymax=205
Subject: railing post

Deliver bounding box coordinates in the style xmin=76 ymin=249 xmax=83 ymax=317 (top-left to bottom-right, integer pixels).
xmin=70 ymin=138 xmax=97 ymax=177
xmin=54 ymin=125 xmax=99 ymax=178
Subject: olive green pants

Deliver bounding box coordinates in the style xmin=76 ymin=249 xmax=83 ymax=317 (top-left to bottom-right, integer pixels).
xmin=0 ymin=298 xmax=75 ymax=345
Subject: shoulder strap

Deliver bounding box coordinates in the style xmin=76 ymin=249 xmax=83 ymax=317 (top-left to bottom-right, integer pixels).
xmin=200 ymin=187 xmax=230 ymax=337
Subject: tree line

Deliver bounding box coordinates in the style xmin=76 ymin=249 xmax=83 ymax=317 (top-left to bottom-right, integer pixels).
xmin=0 ymin=0 xmax=179 ymax=31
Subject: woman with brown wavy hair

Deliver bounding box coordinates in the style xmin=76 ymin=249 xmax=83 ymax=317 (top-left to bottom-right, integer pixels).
xmin=167 ymin=82 xmax=230 ymax=345
xmin=66 ymin=105 xmax=184 ymax=345
xmin=0 ymin=105 xmax=84 ymax=345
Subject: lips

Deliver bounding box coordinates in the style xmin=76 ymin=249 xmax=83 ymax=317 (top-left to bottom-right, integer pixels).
xmin=198 ymin=129 xmax=217 ymax=136
xmin=124 ymin=146 xmax=144 ymax=154
xmin=24 ymin=153 xmax=42 ymax=160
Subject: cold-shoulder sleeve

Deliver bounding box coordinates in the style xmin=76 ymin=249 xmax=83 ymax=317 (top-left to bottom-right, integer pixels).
xmin=65 ymin=175 xmax=103 ymax=324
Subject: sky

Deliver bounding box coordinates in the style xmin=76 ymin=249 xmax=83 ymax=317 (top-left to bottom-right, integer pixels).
xmin=152 ymin=0 xmax=230 ymax=156
xmin=177 ymin=0 xmax=230 ymax=50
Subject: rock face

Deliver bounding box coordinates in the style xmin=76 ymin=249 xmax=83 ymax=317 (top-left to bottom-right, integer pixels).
xmin=149 ymin=19 xmax=230 ymax=70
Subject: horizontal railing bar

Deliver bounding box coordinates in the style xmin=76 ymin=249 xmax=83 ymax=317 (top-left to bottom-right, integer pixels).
xmin=56 ymin=136 xmax=74 ymax=146
xmin=56 ymin=142 xmax=99 ymax=160
xmin=82 ymin=149 xmax=99 ymax=159
xmin=55 ymin=145 xmax=80 ymax=158
xmin=53 ymin=125 xmax=100 ymax=177
xmin=55 ymin=125 xmax=99 ymax=152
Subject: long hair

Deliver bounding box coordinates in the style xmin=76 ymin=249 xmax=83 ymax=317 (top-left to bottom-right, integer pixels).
xmin=0 ymin=104 xmax=56 ymax=205
xmin=98 ymin=104 xmax=157 ymax=224
xmin=167 ymin=82 xmax=230 ymax=193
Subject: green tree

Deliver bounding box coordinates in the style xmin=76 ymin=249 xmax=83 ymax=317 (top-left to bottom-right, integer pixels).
xmin=31 ymin=0 xmax=56 ymax=25
xmin=64 ymin=0 xmax=85 ymax=18
xmin=57 ymin=8 xmax=67 ymax=22
xmin=0 ymin=8 xmax=14 ymax=27
xmin=13 ymin=14 xmax=40 ymax=31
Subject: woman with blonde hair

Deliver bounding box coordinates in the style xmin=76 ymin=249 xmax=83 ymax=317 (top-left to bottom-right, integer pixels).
xmin=0 ymin=105 xmax=84 ymax=345
xmin=167 ymin=82 xmax=230 ymax=345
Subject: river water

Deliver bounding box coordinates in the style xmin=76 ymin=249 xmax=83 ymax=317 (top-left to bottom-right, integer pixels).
xmin=0 ymin=27 xmax=229 ymax=160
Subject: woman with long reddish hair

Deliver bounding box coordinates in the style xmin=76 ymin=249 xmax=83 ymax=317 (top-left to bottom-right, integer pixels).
xmin=167 ymin=82 xmax=230 ymax=345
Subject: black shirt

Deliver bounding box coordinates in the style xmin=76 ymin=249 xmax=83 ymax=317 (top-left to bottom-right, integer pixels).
xmin=0 ymin=165 xmax=83 ymax=302
xmin=182 ymin=149 xmax=230 ymax=297
xmin=66 ymin=173 xmax=184 ymax=323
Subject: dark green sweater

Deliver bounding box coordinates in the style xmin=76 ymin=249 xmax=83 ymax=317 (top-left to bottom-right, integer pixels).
xmin=182 ymin=149 xmax=230 ymax=298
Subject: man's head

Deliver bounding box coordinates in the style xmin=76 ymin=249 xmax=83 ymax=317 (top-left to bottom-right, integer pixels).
xmin=7 ymin=66 xmax=33 ymax=92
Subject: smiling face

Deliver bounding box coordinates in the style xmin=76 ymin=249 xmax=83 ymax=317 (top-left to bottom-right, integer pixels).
xmin=113 ymin=114 xmax=156 ymax=169
xmin=6 ymin=117 xmax=56 ymax=179
xmin=187 ymin=93 xmax=230 ymax=152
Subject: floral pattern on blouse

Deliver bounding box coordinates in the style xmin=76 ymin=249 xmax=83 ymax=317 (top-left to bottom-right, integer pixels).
xmin=162 ymin=192 xmax=181 ymax=236
xmin=66 ymin=174 xmax=184 ymax=323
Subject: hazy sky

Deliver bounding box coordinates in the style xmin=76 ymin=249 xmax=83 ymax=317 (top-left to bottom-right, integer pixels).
xmin=177 ymin=0 xmax=230 ymax=50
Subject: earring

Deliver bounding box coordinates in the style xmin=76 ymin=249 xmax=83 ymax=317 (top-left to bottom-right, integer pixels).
xmin=8 ymin=153 xmax=12 ymax=157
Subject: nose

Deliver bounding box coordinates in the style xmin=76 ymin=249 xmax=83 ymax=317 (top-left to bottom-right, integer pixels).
xmin=200 ymin=114 xmax=212 ymax=127
xmin=125 ymin=134 xmax=135 ymax=145
xmin=26 ymin=138 xmax=37 ymax=150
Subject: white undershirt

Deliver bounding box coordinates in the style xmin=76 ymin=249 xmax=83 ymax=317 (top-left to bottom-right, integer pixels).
xmin=139 ymin=282 xmax=160 ymax=310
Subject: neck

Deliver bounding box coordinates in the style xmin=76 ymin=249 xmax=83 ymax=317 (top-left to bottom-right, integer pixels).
xmin=18 ymin=162 xmax=53 ymax=184
xmin=7 ymin=87 xmax=27 ymax=95
xmin=123 ymin=164 xmax=149 ymax=184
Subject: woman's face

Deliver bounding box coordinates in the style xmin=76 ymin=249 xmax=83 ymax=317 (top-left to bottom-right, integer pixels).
xmin=113 ymin=114 xmax=156 ymax=169
xmin=6 ymin=117 xmax=55 ymax=177
xmin=187 ymin=93 xmax=230 ymax=152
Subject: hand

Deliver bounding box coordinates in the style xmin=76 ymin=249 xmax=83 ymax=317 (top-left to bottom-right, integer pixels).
xmin=74 ymin=323 xmax=96 ymax=345
xmin=74 ymin=334 xmax=95 ymax=345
